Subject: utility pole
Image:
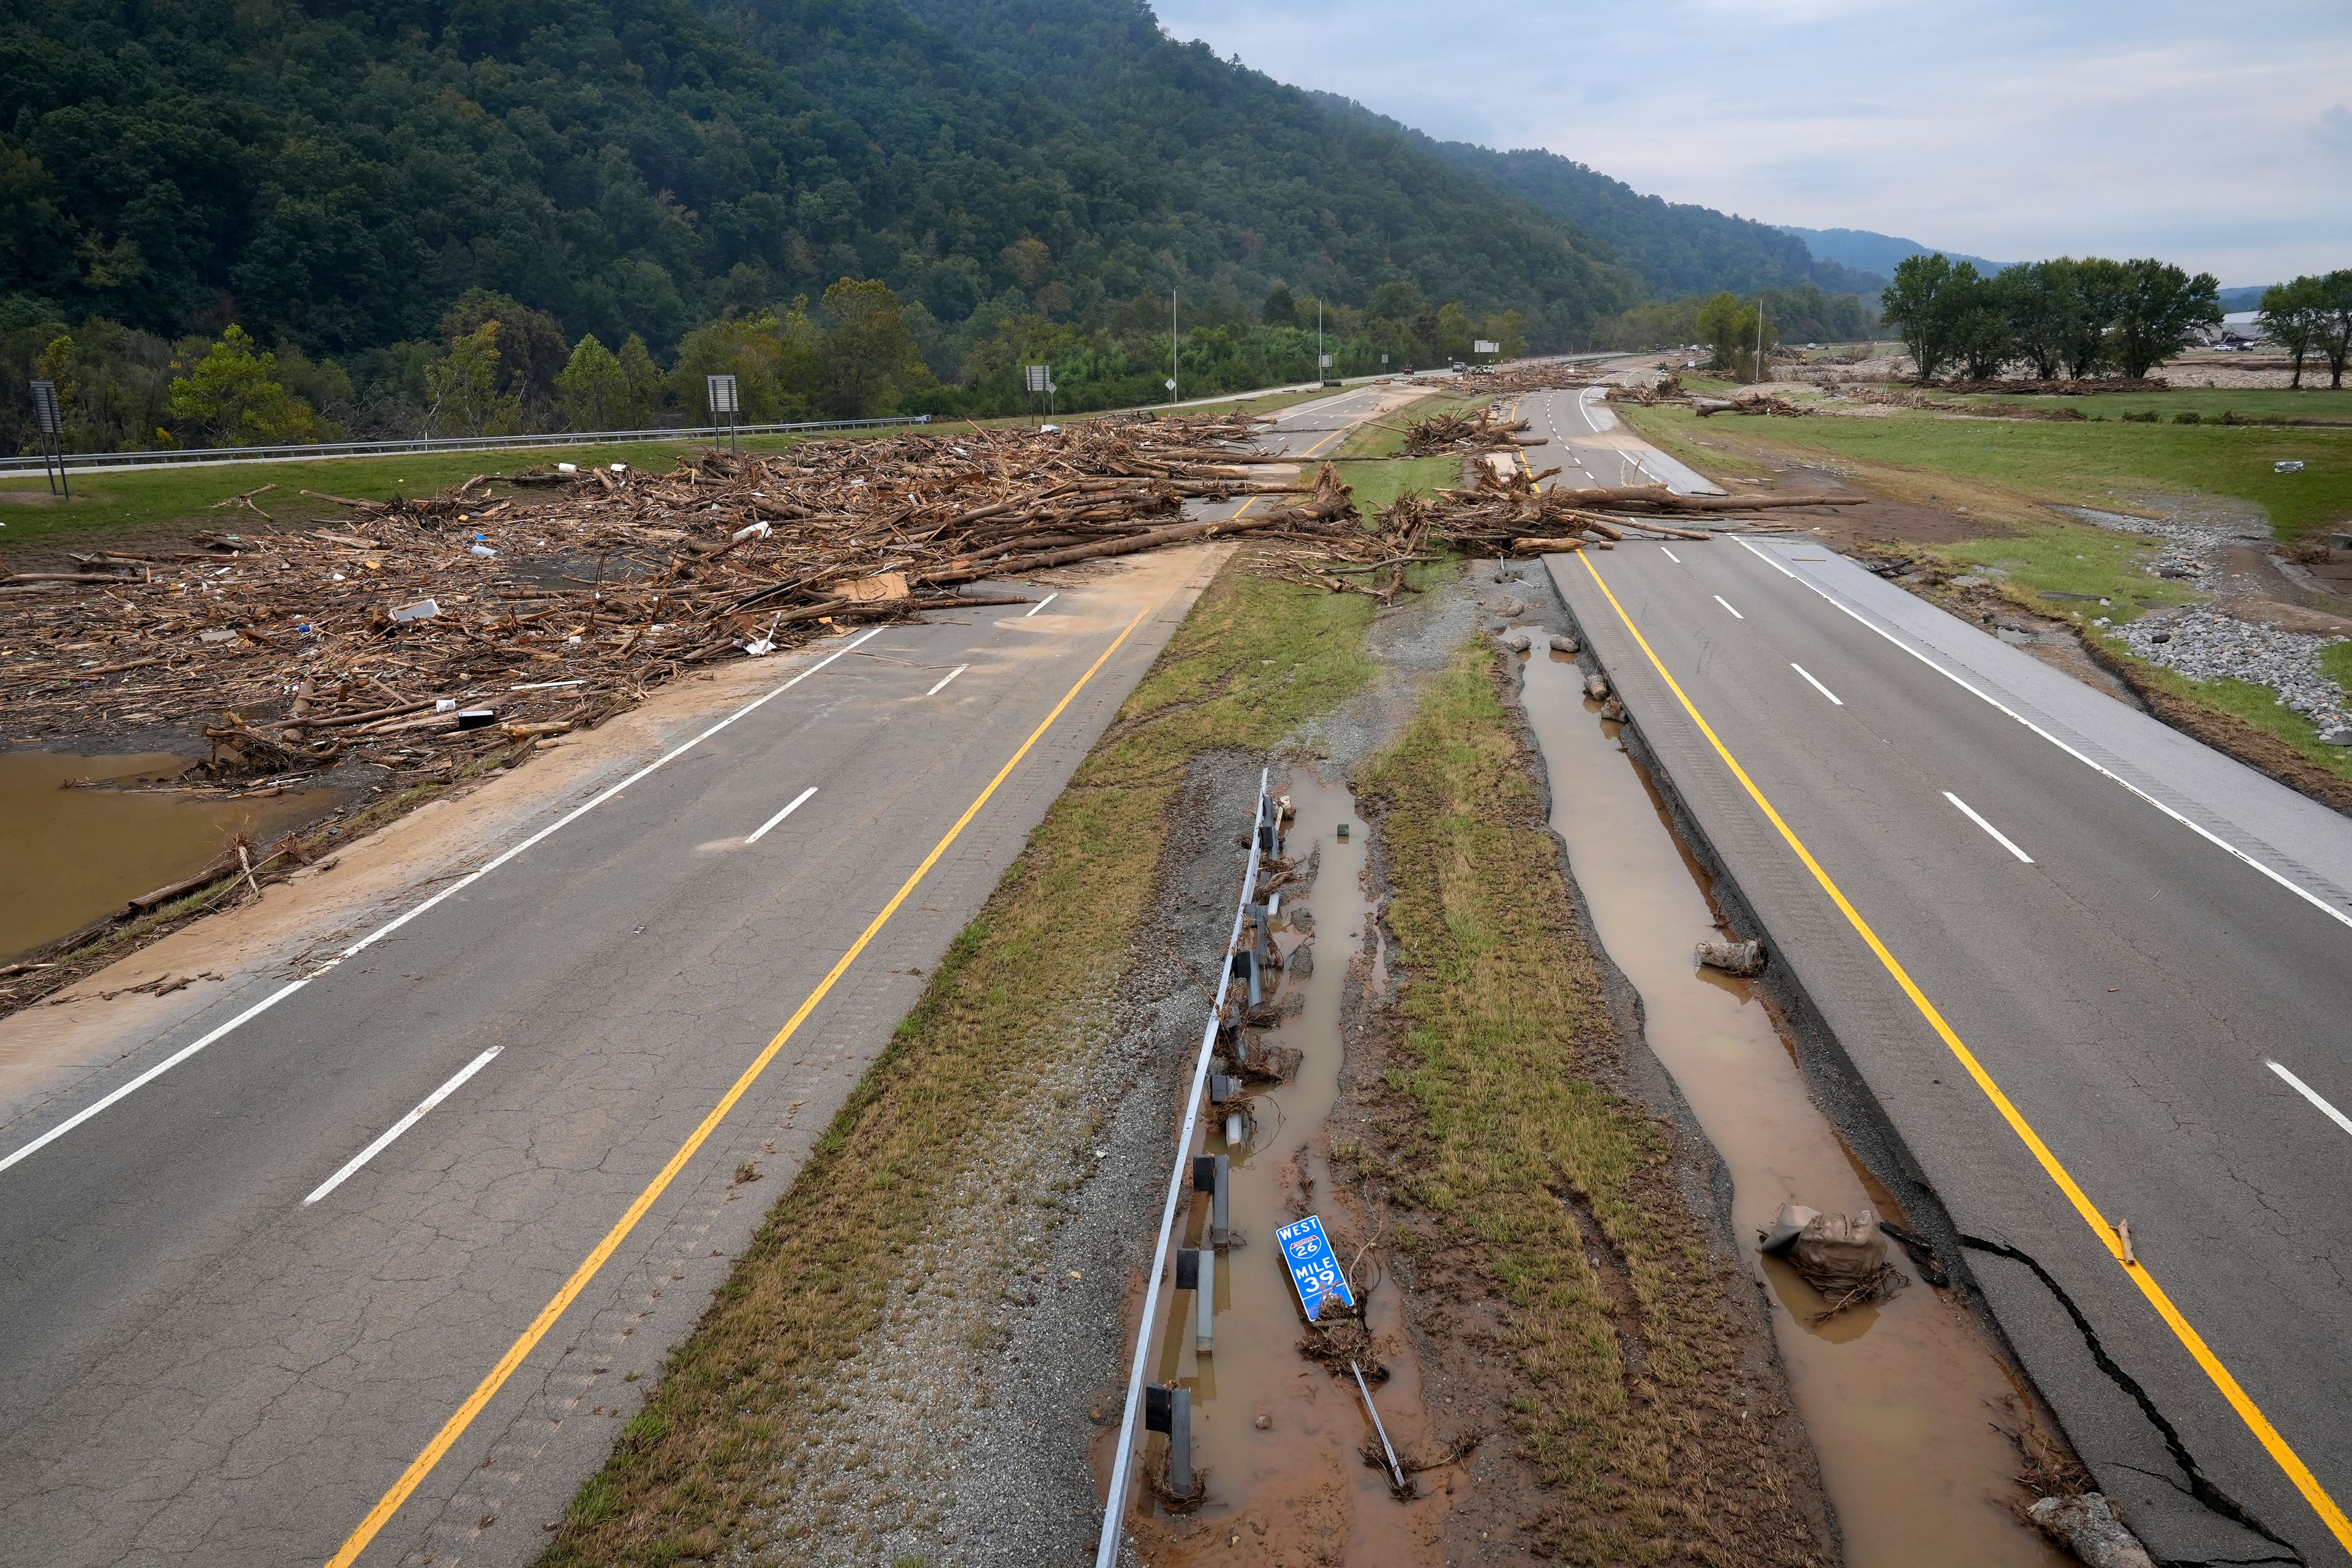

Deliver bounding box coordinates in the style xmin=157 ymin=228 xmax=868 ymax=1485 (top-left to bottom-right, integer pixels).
xmin=1170 ymin=288 xmax=1179 ymax=405
xmin=1755 ymin=296 xmax=1767 ymax=384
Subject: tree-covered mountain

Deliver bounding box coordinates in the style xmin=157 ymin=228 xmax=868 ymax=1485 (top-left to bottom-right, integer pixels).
xmin=1 ymin=0 xmax=1645 ymax=360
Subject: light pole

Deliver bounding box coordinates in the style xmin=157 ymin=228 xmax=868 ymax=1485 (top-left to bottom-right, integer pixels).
xmin=1170 ymin=288 xmax=1179 ymax=405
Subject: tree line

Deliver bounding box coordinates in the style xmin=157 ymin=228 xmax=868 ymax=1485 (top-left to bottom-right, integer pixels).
xmin=2 ymin=274 xmax=1532 ymax=454
xmin=1593 ymin=281 xmax=1879 ymax=366
xmin=1879 ymin=254 xmax=2236 ymax=382
xmin=2258 ymin=274 xmax=2352 ymax=388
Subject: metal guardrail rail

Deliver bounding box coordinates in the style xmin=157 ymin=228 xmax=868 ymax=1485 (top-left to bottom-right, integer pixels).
xmin=0 ymin=414 xmax=933 ymax=477
xmin=1096 ymin=769 xmax=1274 ymax=1565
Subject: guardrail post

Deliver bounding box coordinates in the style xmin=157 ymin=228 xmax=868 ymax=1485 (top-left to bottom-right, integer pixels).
xmin=1196 ymin=1245 xmax=1215 ymax=1353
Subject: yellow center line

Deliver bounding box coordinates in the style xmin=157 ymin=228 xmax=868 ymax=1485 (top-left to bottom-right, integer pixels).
xmin=1230 ymin=404 xmax=1363 ymax=522
xmin=1574 ymin=549 xmax=2352 ymax=1554
xmin=326 ymin=600 xmax=1158 ymax=1567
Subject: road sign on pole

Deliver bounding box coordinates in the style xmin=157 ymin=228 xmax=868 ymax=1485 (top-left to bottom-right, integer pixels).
xmin=1277 ymin=1215 xmax=1354 ymax=1321
xmin=1473 ymin=339 xmax=1499 ymax=355
xmin=27 ymin=379 xmax=68 ymax=497
xmin=705 ymin=374 xmax=740 ymax=454
xmin=1024 ymin=364 xmax=1049 ymax=393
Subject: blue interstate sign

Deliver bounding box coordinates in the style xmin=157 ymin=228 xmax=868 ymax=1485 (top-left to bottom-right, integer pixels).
xmin=1276 ymin=1214 xmax=1355 ymax=1321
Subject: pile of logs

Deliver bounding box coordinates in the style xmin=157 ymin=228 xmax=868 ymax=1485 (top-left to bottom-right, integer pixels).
xmin=1 ymin=415 xmax=1354 ymax=778
xmin=1392 ymin=409 xmax=1540 ymax=454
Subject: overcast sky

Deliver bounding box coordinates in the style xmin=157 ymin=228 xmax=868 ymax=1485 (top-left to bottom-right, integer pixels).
xmin=1150 ymin=0 xmax=2351 ymax=285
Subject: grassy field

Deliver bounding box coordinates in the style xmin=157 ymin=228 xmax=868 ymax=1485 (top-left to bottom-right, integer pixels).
xmin=1617 ymin=399 xmax=2352 ymax=540
xmin=1361 ymin=643 xmax=1826 ymax=1567
xmin=1958 ymin=386 xmax=2352 ymax=423
xmin=536 ymin=556 xmax=1386 ymax=1566
xmin=1936 ymin=522 xmax=2198 ymax=622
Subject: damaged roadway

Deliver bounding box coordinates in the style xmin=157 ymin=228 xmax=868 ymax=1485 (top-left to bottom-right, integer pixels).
xmin=1540 ymin=535 xmax=2352 ymax=1565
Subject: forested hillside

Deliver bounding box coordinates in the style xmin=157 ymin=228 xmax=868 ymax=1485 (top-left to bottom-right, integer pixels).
xmin=0 ymin=0 xmax=1865 ymax=450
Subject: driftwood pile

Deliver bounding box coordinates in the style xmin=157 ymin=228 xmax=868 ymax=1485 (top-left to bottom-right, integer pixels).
xmin=1392 ymin=409 xmax=1540 ymax=454
xmin=1 ymin=415 xmax=1341 ymax=779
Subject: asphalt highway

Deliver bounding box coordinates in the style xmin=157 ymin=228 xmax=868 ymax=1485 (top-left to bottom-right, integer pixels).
xmin=1544 ymin=535 xmax=2352 ymax=1564
xmin=0 ymin=396 xmax=1389 ymax=1567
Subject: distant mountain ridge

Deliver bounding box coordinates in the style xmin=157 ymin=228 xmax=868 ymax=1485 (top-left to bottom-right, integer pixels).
xmin=1302 ymin=93 xmax=1885 ymax=301
xmin=1779 ymin=225 xmax=2013 ymax=279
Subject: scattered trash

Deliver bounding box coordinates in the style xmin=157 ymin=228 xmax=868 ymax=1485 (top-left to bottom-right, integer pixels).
xmin=2274 ymin=460 xmax=2305 ymax=475
xmin=469 ymin=543 xmax=497 ymax=559
xmin=197 ymin=628 xmax=238 ymax=644
xmin=729 ymin=520 xmax=771 ymax=544
xmin=2026 ymin=1493 xmax=2154 ymax=1568
xmin=1695 ymin=938 xmax=1766 ymax=976
xmin=453 ymin=709 xmax=498 ymax=730
xmin=742 ymin=612 xmax=783 ymax=657
xmin=387 ymin=598 xmax=440 ymax=624
xmin=1759 ymin=1203 xmax=1907 ymax=1319
xmin=556 ymin=462 xmax=578 ymax=475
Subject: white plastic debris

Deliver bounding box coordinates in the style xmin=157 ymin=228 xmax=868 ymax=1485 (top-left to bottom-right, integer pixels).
xmin=470 ymin=543 xmax=497 ymax=558
xmin=435 ymin=698 xmax=457 ymax=712
xmin=388 ymin=598 xmax=441 ymax=624
xmin=731 ymin=520 xmax=772 ymax=543
xmin=1039 ymin=423 xmax=1061 ymax=433
xmin=609 ymin=462 xmax=627 ymax=473
xmin=2275 ymin=460 xmax=2305 ymax=474
xmin=742 ymin=612 xmax=783 ymax=657
xmin=198 ymin=628 xmax=237 ymax=643
xmin=556 ymin=461 xmax=578 ymax=474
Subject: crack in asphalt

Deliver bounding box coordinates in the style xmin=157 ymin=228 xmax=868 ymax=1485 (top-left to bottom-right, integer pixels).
xmin=1959 ymin=1234 xmax=2305 ymax=1566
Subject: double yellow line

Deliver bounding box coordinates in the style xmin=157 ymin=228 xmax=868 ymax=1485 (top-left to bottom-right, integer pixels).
xmin=1572 ymin=550 xmax=2351 ymax=1553
xmin=328 ymin=600 xmax=1156 ymax=1566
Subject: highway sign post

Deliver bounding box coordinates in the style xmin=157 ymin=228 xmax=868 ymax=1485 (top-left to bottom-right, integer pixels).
xmin=1025 ymin=363 xmax=1052 ymax=423
xmin=705 ymin=374 xmax=740 ymax=455
xmin=27 ymin=379 xmax=67 ymax=497
xmin=1318 ymin=350 xmax=1338 ymax=389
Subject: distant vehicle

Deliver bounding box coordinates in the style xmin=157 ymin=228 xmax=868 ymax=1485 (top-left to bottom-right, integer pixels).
xmin=1450 ymin=360 xmax=1467 ymax=373
xmin=1468 ymin=364 xmax=1492 ymax=377
xmin=1400 ymin=366 xmax=1414 ymax=375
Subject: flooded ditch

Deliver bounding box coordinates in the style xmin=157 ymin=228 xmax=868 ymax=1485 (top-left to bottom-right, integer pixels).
xmin=1132 ymin=773 xmax=1457 ymax=1564
xmin=0 ymin=750 xmax=339 ymax=962
xmin=1516 ymin=646 xmax=2067 ymax=1568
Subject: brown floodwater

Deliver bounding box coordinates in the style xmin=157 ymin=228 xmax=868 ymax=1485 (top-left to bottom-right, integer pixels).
xmin=1517 ymin=649 xmax=2065 ymax=1568
xmin=0 ymin=752 xmax=336 ymax=962
xmin=1137 ymin=772 xmax=1455 ymax=1564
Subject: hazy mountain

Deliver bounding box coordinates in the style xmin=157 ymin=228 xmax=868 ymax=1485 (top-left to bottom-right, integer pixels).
xmin=1779 ymin=226 xmax=2010 ymax=280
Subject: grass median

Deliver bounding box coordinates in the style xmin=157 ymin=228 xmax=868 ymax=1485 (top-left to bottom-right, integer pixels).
xmin=1360 ymin=643 xmax=1826 ymax=1567
xmin=537 ymin=554 xmax=1382 ymax=1566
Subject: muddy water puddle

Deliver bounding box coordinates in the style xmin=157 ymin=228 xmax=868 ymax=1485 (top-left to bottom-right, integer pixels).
xmin=1517 ymin=650 xmax=2064 ymax=1568
xmin=0 ymin=752 xmax=336 ymax=961
xmin=1137 ymin=773 xmax=1453 ymax=1565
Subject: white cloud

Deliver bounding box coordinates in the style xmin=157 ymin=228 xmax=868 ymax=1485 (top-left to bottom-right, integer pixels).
xmin=1149 ymin=0 xmax=2352 ymax=282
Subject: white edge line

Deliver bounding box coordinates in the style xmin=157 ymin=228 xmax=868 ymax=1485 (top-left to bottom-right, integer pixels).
xmin=1943 ymin=791 xmax=2035 ymax=863
xmin=1714 ymin=594 xmax=1744 ymax=620
xmin=1790 ymin=662 xmax=1844 ymax=706
xmin=925 ymin=665 xmax=968 ymax=698
xmin=1733 ymin=536 xmax=2352 ymax=932
xmin=0 ymin=625 xmax=885 ymax=1178
xmin=746 ymin=786 xmax=819 ymax=844
xmin=1660 ymin=546 xmax=1681 ymax=564
xmin=2267 ymin=1060 xmax=2352 ymax=1139
xmin=1024 ymin=593 xmax=1057 ymax=617
xmin=303 ymin=1046 xmax=502 ymax=1205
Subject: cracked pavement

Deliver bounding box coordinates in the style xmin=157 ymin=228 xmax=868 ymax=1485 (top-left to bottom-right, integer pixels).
xmin=1545 ymin=537 xmax=2352 ymax=1564
xmin=0 ymin=547 xmax=1226 ymax=1568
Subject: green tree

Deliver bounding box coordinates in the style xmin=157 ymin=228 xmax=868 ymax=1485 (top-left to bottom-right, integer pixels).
xmin=1949 ymin=268 xmax=2013 ymax=380
xmin=1695 ymin=292 xmax=1765 ymax=375
xmin=1260 ymin=282 xmax=1298 ymax=327
xmin=440 ymin=289 xmax=569 ymax=425
xmin=423 ymin=320 xmax=517 ymax=437
xmin=670 ymin=307 xmax=821 ymax=422
xmin=1367 ymin=280 xmax=1426 ymax=323
xmin=2058 ymin=257 xmax=2129 ymax=378
xmin=556 ymin=334 xmax=628 ymax=430
xmin=1999 ymin=262 xmax=2074 ymax=380
xmin=1433 ymin=301 xmax=1475 ymax=360
xmin=166 ymin=325 xmax=326 ymax=446
xmin=819 ymin=278 xmax=934 ymax=418
xmin=1879 ymin=254 xmax=1974 ymax=381
xmin=1482 ymin=309 xmax=1531 ymax=359
xmin=2259 ymin=277 xmax=2327 ymax=388
xmin=2316 ymin=270 xmax=2352 ymax=391
xmin=617 ymin=334 xmax=665 ymax=426
xmin=2108 ymin=258 xmax=2220 ymax=377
